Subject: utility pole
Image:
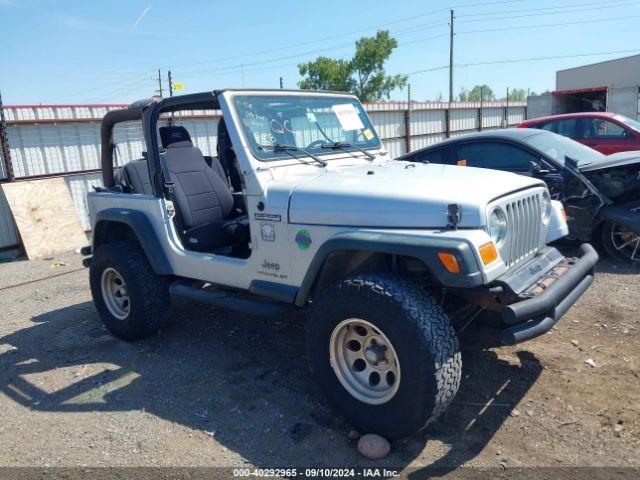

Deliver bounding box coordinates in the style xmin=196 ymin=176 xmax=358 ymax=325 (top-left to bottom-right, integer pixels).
xmin=279 ymin=76 xmax=284 ymax=89
xmin=407 ymin=83 xmax=412 ymax=104
xmin=0 ymin=90 xmax=14 ymax=182
xmin=505 ymin=87 xmax=510 ymax=128
xmin=156 ymin=69 xmax=164 ymax=97
xmin=449 ymin=9 xmax=455 ymax=103
xmin=168 ymin=70 xmax=174 ymax=97
xmin=240 ymin=64 xmax=245 ymax=88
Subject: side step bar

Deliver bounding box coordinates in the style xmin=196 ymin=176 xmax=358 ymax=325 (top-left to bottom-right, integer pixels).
xmin=169 ymin=282 xmax=288 ymax=317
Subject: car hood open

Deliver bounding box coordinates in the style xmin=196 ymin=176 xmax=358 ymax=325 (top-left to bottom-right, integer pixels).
xmin=287 ymin=161 xmax=544 ymax=228
xmin=579 ymin=151 xmax=640 ymax=172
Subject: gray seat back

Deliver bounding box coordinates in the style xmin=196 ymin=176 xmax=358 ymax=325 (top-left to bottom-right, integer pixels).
xmin=160 ymin=126 xmax=234 ymax=229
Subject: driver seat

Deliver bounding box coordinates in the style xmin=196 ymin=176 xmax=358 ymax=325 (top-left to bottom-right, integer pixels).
xmin=159 ymin=126 xmax=248 ymax=252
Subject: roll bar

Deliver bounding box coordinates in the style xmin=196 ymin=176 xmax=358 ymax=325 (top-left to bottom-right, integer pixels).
xmin=100 ymin=93 xmax=220 ymax=187
xmin=100 ymin=98 xmax=159 ymax=187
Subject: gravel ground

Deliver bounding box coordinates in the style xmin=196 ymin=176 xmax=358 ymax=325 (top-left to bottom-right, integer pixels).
xmin=0 ymin=250 xmax=638 ymax=477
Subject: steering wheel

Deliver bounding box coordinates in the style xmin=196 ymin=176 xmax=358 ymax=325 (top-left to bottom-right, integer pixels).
xmin=307 ymin=139 xmax=328 ymax=149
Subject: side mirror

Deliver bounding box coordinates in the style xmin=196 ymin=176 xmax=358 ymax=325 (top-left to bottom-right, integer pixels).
xmin=529 ymin=161 xmax=550 ymax=175
xmin=529 ymin=161 xmax=542 ymax=174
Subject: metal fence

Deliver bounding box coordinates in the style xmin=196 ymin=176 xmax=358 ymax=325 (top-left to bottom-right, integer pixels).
xmin=0 ymin=100 xmax=526 ymax=254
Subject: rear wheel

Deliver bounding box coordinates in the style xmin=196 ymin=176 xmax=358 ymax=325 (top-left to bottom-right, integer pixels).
xmin=90 ymin=241 xmax=169 ymax=340
xmin=308 ymin=273 xmax=461 ymax=438
xmin=601 ymin=221 xmax=640 ymax=263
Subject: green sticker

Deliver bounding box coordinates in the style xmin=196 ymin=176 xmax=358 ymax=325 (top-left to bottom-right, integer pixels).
xmin=295 ymin=229 xmax=312 ymax=250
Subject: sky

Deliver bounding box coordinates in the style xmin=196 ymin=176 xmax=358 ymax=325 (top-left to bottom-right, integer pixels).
xmin=1 ymin=0 xmax=639 ymax=105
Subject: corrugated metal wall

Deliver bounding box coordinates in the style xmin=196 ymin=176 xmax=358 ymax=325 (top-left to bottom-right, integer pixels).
xmin=0 ymin=101 xmax=526 ymax=253
xmin=0 ymin=189 xmax=19 ymax=249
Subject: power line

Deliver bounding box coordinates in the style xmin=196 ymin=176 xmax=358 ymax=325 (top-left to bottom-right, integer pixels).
xmin=458 ymin=13 xmax=640 ymax=34
xmin=456 ymin=49 xmax=640 ymax=68
xmin=160 ymin=0 xmax=526 ymax=70
xmin=457 ymin=0 xmax=640 ymax=23
xmin=401 ymin=49 xmax=640 ymax=77
xmin=46 ymin=71 xmax=157 ymax=101
xmin=175 ymin=7 xmax=639 ymax=82
xmin=457 ymin=0 xmax=638 ymax=18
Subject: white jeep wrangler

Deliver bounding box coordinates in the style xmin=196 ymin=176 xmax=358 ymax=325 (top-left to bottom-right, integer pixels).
xmin=84 ymin=90 xmax=598 ymax=438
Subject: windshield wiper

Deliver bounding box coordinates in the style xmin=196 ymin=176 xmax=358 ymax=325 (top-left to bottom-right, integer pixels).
xmin=321 ymin=141 xmax=375 ymax=161
xmin=259 ymin=143 xmax=327 ymax=167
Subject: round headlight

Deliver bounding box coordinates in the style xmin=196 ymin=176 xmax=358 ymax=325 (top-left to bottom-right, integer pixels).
xmin=541 ymin=190 xmax=552 ymax=224
xmin=489 ymin=207 xmax=508 ymax=247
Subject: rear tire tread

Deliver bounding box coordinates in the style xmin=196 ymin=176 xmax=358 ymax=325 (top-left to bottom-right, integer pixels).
xmin=90 ymin=240 xmax=169 ymax=340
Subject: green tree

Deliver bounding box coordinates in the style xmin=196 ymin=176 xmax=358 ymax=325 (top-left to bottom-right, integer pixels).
xmin=467 ymin=85 xmax=495 ymax=101
xmin=508 ymin=88 xmax=527 ymax=101
xmin=458 ymin=87 xmax=468 ymax=101
xmin=298 ymin=57 xmax=354 ymax=92
xmin=298 ymin=30 xmax=407 ymax=102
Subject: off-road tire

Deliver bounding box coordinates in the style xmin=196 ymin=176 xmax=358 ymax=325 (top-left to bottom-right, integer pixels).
xmin=307 ymin=273 xmax=461 ymax=438
xmin=90 ymin=240 xmax=170 ymax=340
xmin=600 ymin=220 xmax=640 ymax=263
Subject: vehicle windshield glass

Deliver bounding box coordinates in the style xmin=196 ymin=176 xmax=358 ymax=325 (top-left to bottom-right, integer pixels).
xmin=616 ymin=114 xmax=640 ymax=131
xmin=522 ymin=131 xmax=605 ymax=167
xmin=232 ymin=94 xmax=381 ymax=161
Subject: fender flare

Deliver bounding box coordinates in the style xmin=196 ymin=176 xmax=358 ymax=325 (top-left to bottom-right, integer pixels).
xmin=294 ymin=231 xmax=484 ymax=306
xmin=92 ymin=208 xmax=173 ymax=275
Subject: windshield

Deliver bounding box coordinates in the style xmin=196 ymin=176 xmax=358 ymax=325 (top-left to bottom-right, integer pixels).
xmin=616 ymin=114 xmax=640 ymax=131
xmin=232 ymin=95 xmax=381 ymax=161
xmin=522 ymin=131 xmax=605 ymax=167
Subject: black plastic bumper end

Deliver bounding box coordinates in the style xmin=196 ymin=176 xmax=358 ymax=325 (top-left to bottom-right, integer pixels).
xmin=499 ymin=243 xmax=598 ymax=345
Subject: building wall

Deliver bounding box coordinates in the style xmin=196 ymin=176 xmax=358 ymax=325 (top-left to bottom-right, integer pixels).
xmin=556 ymin=54 xmax=640 ymax=90
xmin=0 ymin=101 xmax=526 ymax=253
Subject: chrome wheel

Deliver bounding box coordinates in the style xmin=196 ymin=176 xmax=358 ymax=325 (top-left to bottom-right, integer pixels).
xmin=610 ymin=223 xmax=640 ymax=262
xmin=329 ymin=319 xmax=400 ymax=405
xmin=100 ymin=267 xmax=130 ymax=320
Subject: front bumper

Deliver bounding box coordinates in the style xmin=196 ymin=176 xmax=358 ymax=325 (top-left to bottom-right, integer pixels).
xmin=498 ymin=243 xmax=598 ymax=345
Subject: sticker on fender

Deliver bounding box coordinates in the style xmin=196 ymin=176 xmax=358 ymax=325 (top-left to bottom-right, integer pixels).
xmin=332 ymin=103 xmax=364 ymax=131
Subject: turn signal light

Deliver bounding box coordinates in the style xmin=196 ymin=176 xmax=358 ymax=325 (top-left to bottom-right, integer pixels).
xmin=479 ymin=242 xmax=498 ymax=265
xmin=438 ymin=252 xmax=461 ymax=274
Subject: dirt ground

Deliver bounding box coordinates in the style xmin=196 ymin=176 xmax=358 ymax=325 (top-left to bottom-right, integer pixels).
xmin=0 ymin=249 xmax=639 ymax=478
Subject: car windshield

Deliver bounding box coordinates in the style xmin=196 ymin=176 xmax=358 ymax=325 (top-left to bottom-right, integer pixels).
xmin=232 ymin=94 xmax=381 ymax=161
xmin=616 ymin=114 xmax=640 ymax=131
xmin=522 ymin=131 xmax=605 ymax=167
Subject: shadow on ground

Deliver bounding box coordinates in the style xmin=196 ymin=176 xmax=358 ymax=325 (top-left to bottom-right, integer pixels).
xmin=0 ymin=299 xmax=542 ymax=472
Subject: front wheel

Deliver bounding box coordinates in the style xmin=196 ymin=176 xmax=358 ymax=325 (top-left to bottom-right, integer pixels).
xmin=307 ymin=273 xmax=461 ymax=438
xmin=600 ymin=221 xmax=640 ymax=263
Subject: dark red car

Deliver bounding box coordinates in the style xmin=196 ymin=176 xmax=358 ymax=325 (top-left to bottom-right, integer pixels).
xmin=519 ymin=112 xmax=640 ymax=155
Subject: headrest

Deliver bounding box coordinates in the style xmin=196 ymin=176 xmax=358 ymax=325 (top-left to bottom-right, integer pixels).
xmin=159 ymin=126 xmax=192 ymax=148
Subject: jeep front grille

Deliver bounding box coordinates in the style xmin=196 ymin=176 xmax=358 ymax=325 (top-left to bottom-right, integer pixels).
xmin=498 ymin=191 xmax=545 ymax=269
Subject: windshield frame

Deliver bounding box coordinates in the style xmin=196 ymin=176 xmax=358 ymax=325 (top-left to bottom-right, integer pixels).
xmin=228 ymin=91 xmax=382 ymax=162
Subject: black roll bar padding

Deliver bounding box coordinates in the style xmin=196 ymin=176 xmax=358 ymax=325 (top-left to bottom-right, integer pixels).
xmin=100 ymin=105 xmax=147 ymax=187
xmin=101 ymin=92 xmax=220 ymax=188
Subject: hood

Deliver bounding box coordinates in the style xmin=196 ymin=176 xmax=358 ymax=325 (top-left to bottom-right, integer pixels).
xmin=287 ymin=161 xmax=544 ymax=228
xmin=579 ymin=151 xmax=640 ymax=172
xmin=579 ymin=152 xmax=640 ymax=200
